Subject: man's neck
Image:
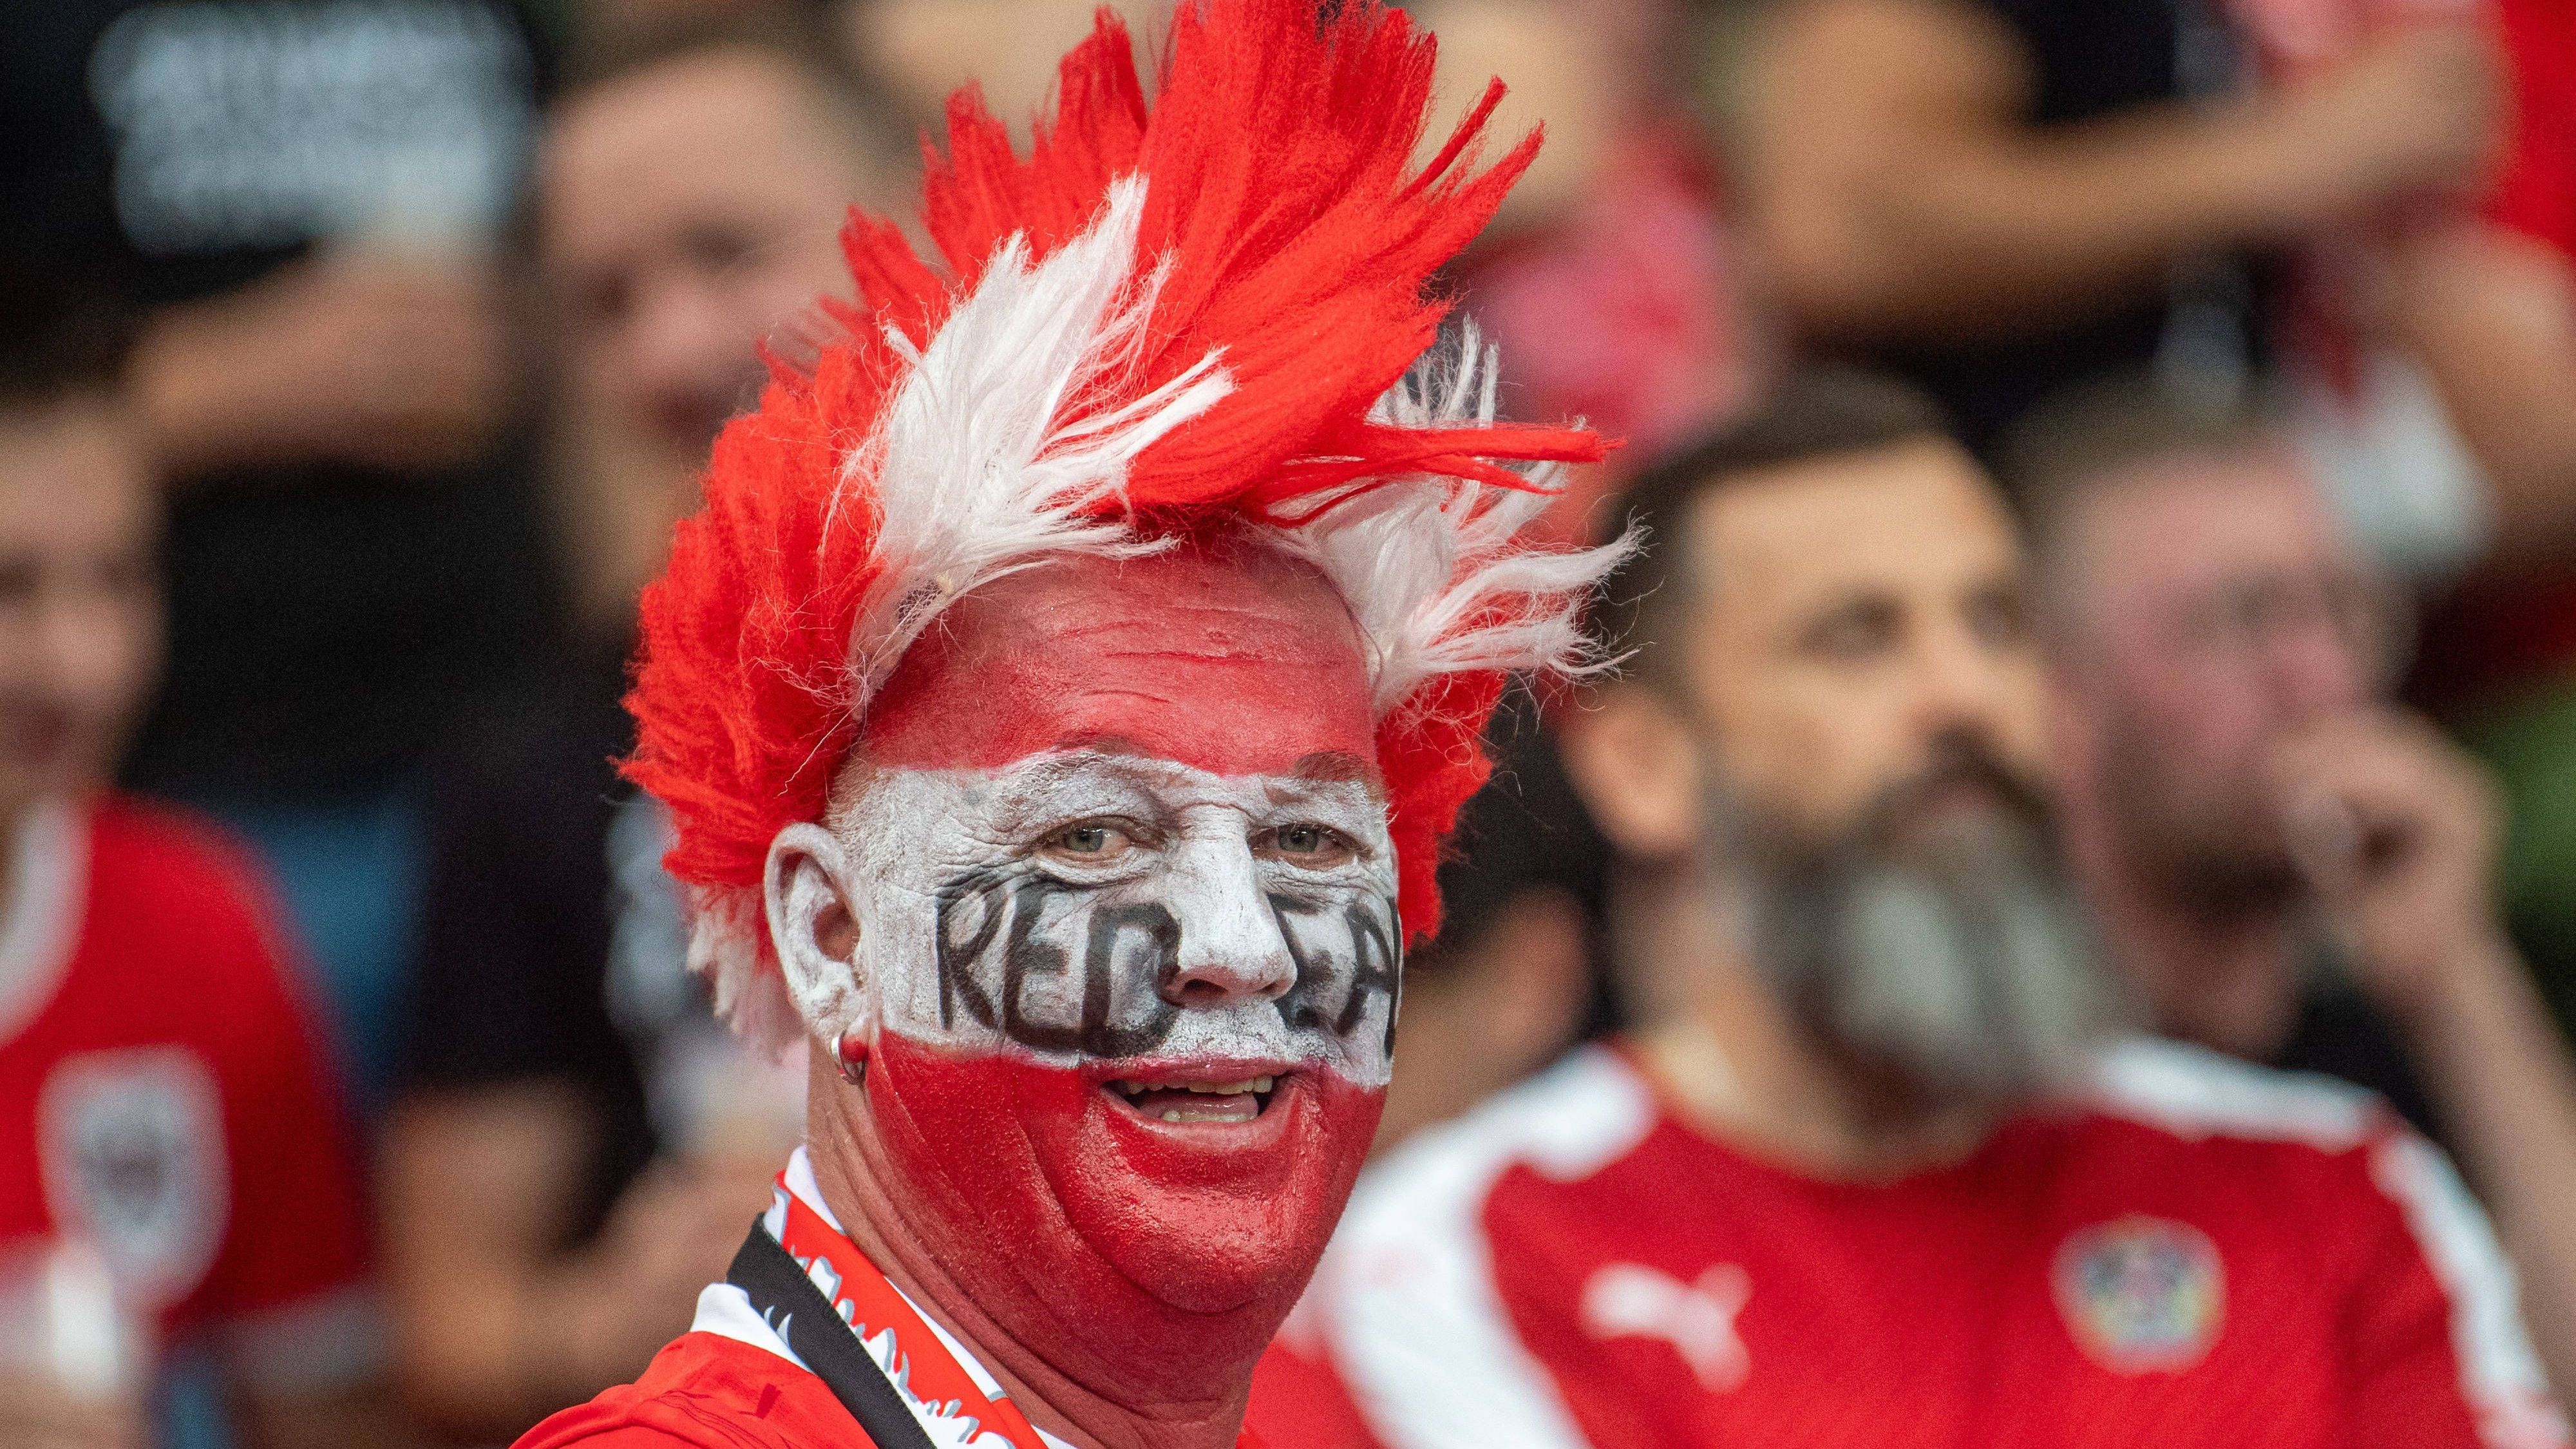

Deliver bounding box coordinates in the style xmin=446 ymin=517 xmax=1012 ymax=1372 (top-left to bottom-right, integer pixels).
xmin=802 ymin=1076 xmax=1247 ymax=1449
xmin=1622 ymin=869 xmax=1996 ymax=1183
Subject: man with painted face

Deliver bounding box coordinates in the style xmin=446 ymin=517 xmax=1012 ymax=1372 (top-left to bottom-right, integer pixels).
xmin=1253 ymin=369 xmax=2565 ymax=1449
xmin=512 ymin=3 xmax=1627 ymax=1448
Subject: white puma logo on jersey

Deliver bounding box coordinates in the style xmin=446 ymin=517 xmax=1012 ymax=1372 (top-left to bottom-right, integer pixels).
xmin=1580 ymin=1261 xmax=1753 ymax=1392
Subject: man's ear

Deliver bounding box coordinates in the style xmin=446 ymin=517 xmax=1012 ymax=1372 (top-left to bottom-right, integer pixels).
xmin=764 ymin=823 xmax=873 ymax=1045
xmin=1557 ymin=683 xmax=1707 ymax=864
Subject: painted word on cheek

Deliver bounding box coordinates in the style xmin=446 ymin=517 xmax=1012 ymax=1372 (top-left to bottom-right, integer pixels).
xmin=929 ymin=869 xmax=1400 ymax=1061
xmin=1269 ymin=893 xmax=1401 ymax=1056
xmin=934 ymin=870 xmax=1179 ymax=1058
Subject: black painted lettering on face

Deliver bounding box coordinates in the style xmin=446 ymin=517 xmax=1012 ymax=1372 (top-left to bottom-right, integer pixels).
xmin=929 ymin=866 xmax=1400 ymax=1061
xmin=934 ymin=868 xmax=1182 ymax=1057
xmin=935 ymin=867 xmax=1009 ymax=1032
xmin=1270 ymin=893 xmax=1402 ymax=1056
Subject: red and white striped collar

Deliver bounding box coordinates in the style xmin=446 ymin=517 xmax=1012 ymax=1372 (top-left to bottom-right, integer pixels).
xmin=692 ymin=1148 xmax=1064 ymax=1449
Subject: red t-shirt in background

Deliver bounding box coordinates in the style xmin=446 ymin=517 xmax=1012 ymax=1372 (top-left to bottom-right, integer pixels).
xmin=1253 ymin=1043 xmax=2566 ymax=1449
xmin=2493 ymin=0 xmax=2576 ymax=258
xmin=0 ymin=798 xmax=376 ymax=1388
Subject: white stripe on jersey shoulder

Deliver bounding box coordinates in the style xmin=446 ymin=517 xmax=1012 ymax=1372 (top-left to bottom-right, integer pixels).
xmin=0 ymin=800 xmax=86 ymax=1047
xmin=2087 ymin=1036 xmax=2567 ymax=1447
xmin=2083 ymin=1034 xmax=2376 ymax=1150
xmin=2372 ymin=1133 xmax=2570 ymax=1447
xmin=1319 ymin=1046 xmax=1657 ymax=1449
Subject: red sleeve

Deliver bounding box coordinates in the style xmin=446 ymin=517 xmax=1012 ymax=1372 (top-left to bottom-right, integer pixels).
xmin=2489 ymin=0 xmax=2576 ymax=257
xmin=523 ymin=1423 xmax=721 ymax=1433
xmin=516 ymin=1333 xmax=876 ymax=1449
xmin=156 ymin=820 xmax=378 ymax=1390
xmin=2341 ymin=1128 xmax=2569 ymax=1449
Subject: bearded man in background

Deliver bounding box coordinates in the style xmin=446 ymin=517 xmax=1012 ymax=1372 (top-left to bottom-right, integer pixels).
xmin=512 ymin=3 xmax=1629 ymax=1447
xmin=1253 ymin=369 xmax=2566 ymax=1449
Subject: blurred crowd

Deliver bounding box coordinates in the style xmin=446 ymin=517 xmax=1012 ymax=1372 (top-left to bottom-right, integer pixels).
xmin=3 ymin=0 xmax=2574 ymax=1444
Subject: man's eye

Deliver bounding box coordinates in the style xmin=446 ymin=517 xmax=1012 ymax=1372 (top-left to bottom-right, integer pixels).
xmin=1042 ymin=820 xmax=1143 ymax=862
xmin=1800 ymin=599 xmax=1900 ymax=661
xmin=1260 ymin=824 xmax=1359 ymax=868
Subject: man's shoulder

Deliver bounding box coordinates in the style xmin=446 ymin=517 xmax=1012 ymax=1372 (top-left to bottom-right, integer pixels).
xmin=1281 ymin=1048 xmax=1669 ymax=1449
xmin=2067 ymin=1035 xmax=2396 ymax=1162
xmin=82 ymin=796 xmax=279 ymax=954
xmin=516 ymin=1332 xmax=869 ymax=1449
xmin=2027 ymin=1036 xmax=2472 ymax=1282
xmin=6 ymin=797 xmax=306 ymax=1060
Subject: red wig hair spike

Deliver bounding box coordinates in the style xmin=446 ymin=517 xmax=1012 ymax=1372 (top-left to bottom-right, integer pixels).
xmin=625 ymin=0 xmax=1630 ymax=1046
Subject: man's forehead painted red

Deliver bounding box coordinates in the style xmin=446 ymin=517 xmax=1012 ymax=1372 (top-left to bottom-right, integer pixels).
xmin=858 ymin=543 xmax=1378 ymax=779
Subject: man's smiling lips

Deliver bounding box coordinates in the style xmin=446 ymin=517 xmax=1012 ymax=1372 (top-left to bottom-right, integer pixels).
xmin=1095 ymin=1061 xmax=1293 ymax=1126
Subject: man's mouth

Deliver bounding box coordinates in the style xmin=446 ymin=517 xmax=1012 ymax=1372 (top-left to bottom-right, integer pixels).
xmin=1103 ymin=1074 xmax=1281 ymax=1124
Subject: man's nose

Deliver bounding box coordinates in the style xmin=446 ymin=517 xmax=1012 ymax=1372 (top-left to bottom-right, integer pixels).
xmin=1912 ymin=620 xmax=2016 ymax=739
xmin=1159 ymin=834 xmax=1297 ymax=1010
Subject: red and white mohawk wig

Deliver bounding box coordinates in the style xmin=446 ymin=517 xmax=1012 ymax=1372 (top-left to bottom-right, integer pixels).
xmin=627 ymin=0 xmax=1633 ymax=1047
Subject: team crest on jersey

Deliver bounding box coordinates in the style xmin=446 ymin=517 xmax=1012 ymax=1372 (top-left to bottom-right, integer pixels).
xmin=2053 ymin=1215 xmax=2224 ymax=1374
xmin=39 ymin=1048 xmax=226 ymax=1305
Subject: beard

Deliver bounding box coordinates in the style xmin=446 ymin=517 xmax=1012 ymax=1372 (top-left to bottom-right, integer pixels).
xmin=1729 ymin=734 xmax=2129 ymax=1107
xmin=2097 ymin=712 xmax=2302 ymax=915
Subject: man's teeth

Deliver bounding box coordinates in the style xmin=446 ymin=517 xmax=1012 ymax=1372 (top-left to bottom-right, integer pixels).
xmin=1111 ymin=1075 xmax=1276 ymax=1123
xmin=1112 ymin=1075 xmax=1275 ymax=1097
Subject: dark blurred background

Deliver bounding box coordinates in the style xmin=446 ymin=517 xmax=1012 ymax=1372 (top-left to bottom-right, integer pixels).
xmin=2 ymin=0 xmax=2571 ymax=1443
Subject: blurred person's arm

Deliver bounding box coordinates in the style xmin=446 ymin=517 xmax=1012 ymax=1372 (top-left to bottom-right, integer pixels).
xmin=0 ymin=1376 xmax=142 ymax=1449
xmin=1735 ymin=0 xmax=2502 ymax=344
xmin=381 ymin=1088 xmax=762 ymax=1441
xmin=126 ymin=249 xmax=513 ymax=484
xmin=384 ymin=721 xmax=770 ymax=1438
xmin=2385 ymin=224 xmax=2576 ymax=568
xmin=235 ymin=1385 xmax=424 ymax=1449
xmin=2275 ymin=711 xmax=2576 ymax=1403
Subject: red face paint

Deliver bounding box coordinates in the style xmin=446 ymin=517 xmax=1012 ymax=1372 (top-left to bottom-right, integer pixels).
xmin=860 ymin=538 xmax=1381 ymax=779
xmin=869 ymin=1034 xmax=1382 ymax=1398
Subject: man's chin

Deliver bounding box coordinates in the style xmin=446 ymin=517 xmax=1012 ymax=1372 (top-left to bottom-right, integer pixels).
xmin=869 ymin=1034 xmax=1379 ymax=1322
xmin=1032 ymin=1057 xmax=1379 ymax=1316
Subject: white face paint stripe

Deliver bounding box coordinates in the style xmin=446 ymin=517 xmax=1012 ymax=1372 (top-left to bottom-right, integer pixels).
xmin=816 ymin=752 xmax=1401 ymax=1086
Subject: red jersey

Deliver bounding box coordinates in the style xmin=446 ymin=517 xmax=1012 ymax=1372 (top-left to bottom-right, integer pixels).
xmin=520 ymin=1150 xmax=1273 ymax=1449
xmin=1252 ymin=1042 xmax=2566 ymax=1449
xmin=2493 ymin=0 xmax=2576 ymax=258
xmin=0 ymin=797 xmax=375 ymax=1389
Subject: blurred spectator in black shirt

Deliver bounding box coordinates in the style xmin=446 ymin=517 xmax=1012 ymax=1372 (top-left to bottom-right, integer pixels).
xmin=379 ymin=12 xmax=905 ymax=1439
xmin=1370 ymin=699 xmax=1615 ymax=1154
xmin=2025 ymin=374 xmax=2576 ymax=1395
xmin=0 ymin=0 xmax=557 ymax=1109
